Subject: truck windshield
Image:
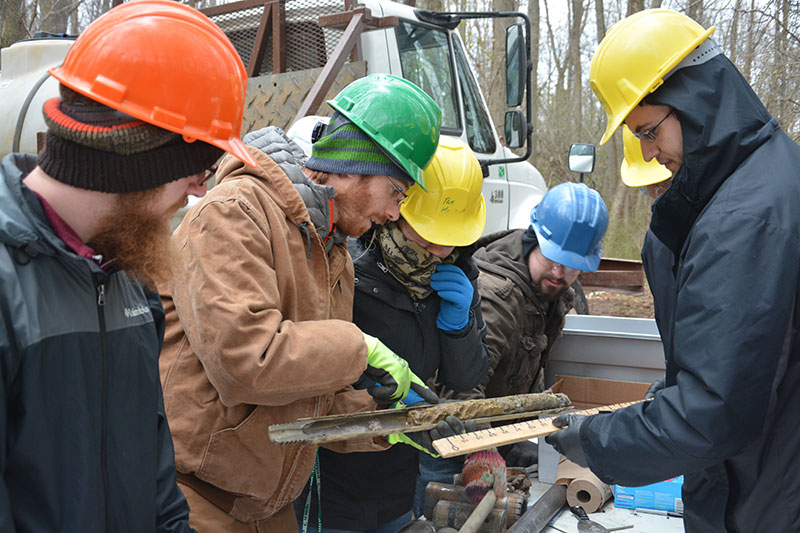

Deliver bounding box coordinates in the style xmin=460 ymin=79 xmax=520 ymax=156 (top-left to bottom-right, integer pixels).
xmin=396 ymin=20 xmax=459 ymax=132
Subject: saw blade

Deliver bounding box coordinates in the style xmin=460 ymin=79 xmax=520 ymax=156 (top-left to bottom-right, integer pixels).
xmin=269 ymin=392 xmax=572 ymax=445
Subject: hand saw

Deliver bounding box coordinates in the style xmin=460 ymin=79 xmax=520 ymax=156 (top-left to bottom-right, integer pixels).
xmin=432 ymin=399 xmax=648 ymax=458
xmin=268 ymin=392 xmax=572 ymax=445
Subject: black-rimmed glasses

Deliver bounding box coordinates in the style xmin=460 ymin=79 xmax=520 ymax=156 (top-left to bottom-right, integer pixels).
xmin=385 ymin=175 xmax=408 ymax=206
xmin=633 ymin=110 xmax=673 ymax=143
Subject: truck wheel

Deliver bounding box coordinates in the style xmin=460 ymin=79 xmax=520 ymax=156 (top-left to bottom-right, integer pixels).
xmin=571 ymin=280 xmax=590 ymax=315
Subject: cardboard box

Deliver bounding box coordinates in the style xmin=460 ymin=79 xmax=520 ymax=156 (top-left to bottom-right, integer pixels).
xmin=614 ymin=476 xmax=684 ymax=514
xmin=538 ymin=375 xmax=650 ymax=483
xmin=550 ymin=375 xmax=650 ymax=408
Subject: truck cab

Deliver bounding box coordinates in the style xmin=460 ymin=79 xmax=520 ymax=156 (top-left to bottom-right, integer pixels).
xmin=355 ymin=0 xmax=547 ymax=233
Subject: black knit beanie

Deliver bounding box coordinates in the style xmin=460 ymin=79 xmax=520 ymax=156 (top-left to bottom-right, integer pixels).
xmin=38 ymin=92 xmax=223 ymax=193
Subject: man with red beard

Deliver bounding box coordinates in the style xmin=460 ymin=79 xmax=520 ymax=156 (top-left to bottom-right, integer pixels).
xmin=468 ymin=182 xmax=608 ymax=468
xmin=0 ymin=1 xmax=255 ymax=531
xmin=158 ymin=74 xmax=447 ymax=531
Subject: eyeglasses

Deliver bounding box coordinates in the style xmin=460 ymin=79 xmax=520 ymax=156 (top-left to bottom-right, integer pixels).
xmin=632 ymin=110 xmax=673 ymax=143
xmin=385 ymin=175 xmax=408 ymax=206
xmin=200 ymin=164 xmax=218 ymax=187
xmin=536 ymin=250 xmax=580 ymax=275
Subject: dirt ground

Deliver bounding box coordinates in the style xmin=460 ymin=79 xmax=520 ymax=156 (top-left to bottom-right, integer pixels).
xmin=585 ymin=286 xmax=655 ymax=318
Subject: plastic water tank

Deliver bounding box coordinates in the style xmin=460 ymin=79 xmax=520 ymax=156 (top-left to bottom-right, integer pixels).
xmin=0 ymin=35 xmax=74 ymax=158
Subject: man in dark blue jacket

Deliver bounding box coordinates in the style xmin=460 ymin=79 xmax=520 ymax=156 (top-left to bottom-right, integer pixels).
xmin=547 ymin=9 xmax=800 ymax=531
xmin=0 ymin=1 xmax=257 ymax=530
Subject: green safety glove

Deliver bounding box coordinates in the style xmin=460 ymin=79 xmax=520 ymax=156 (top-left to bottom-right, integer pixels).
xmin=388 ymin=415 xmax=476 ymax=457
xmin=353 ymin=333 xmax=439 ymax=405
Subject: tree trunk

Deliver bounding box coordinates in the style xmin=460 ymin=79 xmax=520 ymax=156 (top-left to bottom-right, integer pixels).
xmin=529 ymin=0 xmax=540 ymax=136
xmin=687 ymin=0 xmax=704 ymax=25
xmin=490 ymin=0 xmax=518 ymax=138
xmin=595 ymin=0 xmax=606 ymax=45
xmin=568 ymin=0 xmax=584 ymax=133
xmin=1 ymin=0 xmax=28 ymax=48
xmin=627 ymin=0 xmax=644 ymax=17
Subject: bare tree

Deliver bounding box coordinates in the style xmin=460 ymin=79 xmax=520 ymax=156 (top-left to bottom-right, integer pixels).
xmin=529 ymin=0 xmax=541 ymax=135
xmin=627 ymin=0 xmax=644 ymax=17
xmin=1 ymin=0 xmax=29 ymax=49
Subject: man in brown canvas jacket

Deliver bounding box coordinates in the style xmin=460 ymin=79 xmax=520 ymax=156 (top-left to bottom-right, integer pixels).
xmin=159 ymin=75 xmax=446 ymax=531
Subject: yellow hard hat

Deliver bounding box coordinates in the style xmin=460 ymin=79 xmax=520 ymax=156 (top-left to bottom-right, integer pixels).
xmin=400 ymin=136 xmax=486 ymax=246
xmin=590 ymin=9 xmax=714 ymax=145
xmin=620 ymin=126 xmax=672 ymax=187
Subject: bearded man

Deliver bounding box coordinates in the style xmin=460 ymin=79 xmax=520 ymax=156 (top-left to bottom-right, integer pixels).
xmin=0 ymin=1 xmax=255 ymax=530
xmin=158 ymin=74 xmax=446 ymax=531
xmin=468 ymin=182 xmax=608 ymax=468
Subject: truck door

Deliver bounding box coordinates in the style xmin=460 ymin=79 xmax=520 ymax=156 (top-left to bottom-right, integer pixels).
xmin=450 ymin=33 xmax=509 ymax=234
xmin=392 ymin=19 xmax=509 ymax=234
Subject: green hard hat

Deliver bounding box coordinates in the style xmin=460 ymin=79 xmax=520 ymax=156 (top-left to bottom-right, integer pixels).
xmin=327 ymin=73 xmax=441 ymax=189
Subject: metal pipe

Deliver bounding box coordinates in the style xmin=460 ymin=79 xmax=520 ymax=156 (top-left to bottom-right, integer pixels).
xmin=459 ymin=491 xmax=497 ymax=533
xmin=507 ymin=484 xmax=567 ymax=533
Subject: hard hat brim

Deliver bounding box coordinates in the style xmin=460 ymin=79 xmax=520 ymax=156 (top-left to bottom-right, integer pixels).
xmin=534 ymin=225 xmax=602 ymax=273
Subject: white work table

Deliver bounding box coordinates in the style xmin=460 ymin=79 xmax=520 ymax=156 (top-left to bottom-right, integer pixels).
xmin=526 ymin=478 xmax=684 ymax=533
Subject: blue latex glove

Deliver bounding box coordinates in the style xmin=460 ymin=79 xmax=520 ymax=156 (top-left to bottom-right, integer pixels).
xmin=403 ymin=387 xmax=427 ymax=405
xmin=430 ymin=264 xmax=473 ymax=331
xmin=544 ymin=413 xmax=589 ymax=467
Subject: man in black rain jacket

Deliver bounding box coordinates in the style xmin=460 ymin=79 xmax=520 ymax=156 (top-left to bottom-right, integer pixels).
xmin=548 ymin=9 xmax=800 ymax=531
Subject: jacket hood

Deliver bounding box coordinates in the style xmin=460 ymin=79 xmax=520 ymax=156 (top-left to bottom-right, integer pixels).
xmin=473 ymin=229 xmax=539 ymax=302
xmin=648 ymin=53 xmax=777 ymax=258
xmin=218 ymin=127 xmax=345 ymax=249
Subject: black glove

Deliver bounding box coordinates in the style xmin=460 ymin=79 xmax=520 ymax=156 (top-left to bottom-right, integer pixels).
xmin=500 ymin=440 xmax=538 ymax=468
xmin=544 ymin=414 xmax=589 ymax=468
xmin=645 ymin=375 xmax=666 ymax=399
xmin=390 ymin=416 xmax=477 ymax=456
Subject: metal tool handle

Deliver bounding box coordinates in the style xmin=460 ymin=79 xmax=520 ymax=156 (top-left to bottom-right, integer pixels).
xmin=570 ymin=506 xmax=590 ymax=521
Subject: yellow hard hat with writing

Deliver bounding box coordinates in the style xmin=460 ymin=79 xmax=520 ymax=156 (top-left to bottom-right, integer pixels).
xmin=400 ymin=136 xmax=486 ymax=246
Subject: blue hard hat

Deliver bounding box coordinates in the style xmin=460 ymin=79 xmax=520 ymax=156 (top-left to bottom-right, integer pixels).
xmin=530 ymin=182 xmax=609 ymax=272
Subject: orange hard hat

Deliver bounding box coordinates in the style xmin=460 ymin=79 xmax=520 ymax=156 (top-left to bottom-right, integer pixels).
xmin=50 ymin=0 xmax=256 ymax=167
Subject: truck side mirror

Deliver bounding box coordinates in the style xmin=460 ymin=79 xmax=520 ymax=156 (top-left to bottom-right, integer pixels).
xmin=505 ymin=23 xmax=525 ymax=108
xmin=504 ymin=110 xmax=526 ymax=149
xmin=568 ymin=143 xmax=595 ymax=174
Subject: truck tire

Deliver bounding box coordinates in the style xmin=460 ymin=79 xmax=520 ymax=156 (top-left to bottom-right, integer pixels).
xmin=571 ymin=280 xmax=590 ymax=315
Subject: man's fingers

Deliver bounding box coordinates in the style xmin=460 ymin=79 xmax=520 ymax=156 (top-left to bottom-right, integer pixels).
xmin=409 ymin=381 xmax=439 ymax=404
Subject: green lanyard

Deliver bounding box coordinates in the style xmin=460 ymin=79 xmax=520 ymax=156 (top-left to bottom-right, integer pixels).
xmin=301 ymin=450 xmax=322 ymax=533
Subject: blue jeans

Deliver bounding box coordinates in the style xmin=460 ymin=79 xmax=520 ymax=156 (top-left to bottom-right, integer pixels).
xmin=413 ymin=453 xmax=464 ymax=518
xmin=318 ymin=510 xmax=413 ymax=533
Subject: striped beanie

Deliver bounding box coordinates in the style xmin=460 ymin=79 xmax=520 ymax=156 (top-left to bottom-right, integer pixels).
xmin=305 ymin=113 xmax=411 ymax=182
xmin=37 ymin=89 xmax=222 ymax=194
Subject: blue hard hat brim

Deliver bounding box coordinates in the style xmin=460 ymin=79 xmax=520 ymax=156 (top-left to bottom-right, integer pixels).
xmin=533 ymin=225 xmax=603 ymax=273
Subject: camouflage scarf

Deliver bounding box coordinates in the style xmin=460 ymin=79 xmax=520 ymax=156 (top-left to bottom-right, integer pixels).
xmin=377 ymin=221 xmax=458 ymax=301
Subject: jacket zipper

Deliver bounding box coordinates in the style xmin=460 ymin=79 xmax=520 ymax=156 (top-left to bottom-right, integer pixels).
xmin=94 ymin=275 xmax=111 ymax=532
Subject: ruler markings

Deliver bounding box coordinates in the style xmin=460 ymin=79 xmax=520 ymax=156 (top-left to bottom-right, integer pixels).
xmin=433 ymin=400 xmax=645 ymax=457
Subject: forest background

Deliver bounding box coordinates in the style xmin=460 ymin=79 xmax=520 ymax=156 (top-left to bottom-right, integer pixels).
xmin=2 ymin=0 xmax=799 ymax=259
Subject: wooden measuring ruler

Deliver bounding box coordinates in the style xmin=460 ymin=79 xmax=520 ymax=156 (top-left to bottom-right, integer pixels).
xmin=432 ymin=400 xmax=646 ymax=458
